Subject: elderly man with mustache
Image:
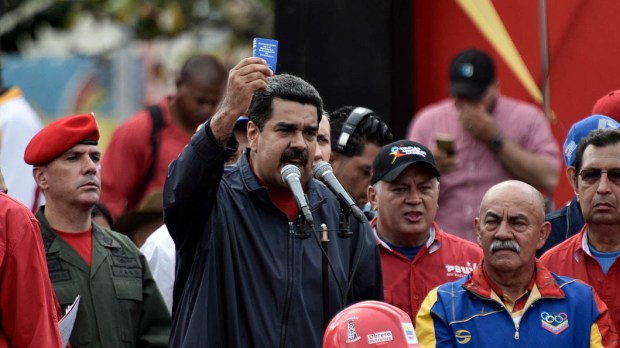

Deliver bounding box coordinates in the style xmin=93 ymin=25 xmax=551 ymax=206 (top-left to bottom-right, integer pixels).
xmin=541 ymin=128 xmax=620 ymax=334
xmin=25 ymin=113 xmax=171 ymax=347
xmin=415 ymin=180 xmax=618 ymax=347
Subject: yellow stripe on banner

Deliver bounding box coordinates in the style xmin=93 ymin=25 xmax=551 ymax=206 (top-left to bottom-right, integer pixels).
xmin=455 ymin=0 xmax=543 ymax=104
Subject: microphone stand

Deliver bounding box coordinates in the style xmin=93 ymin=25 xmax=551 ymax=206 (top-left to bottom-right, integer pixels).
xmin=320 ymin=223 xmax=330 ymax=328
xmin=296 ymin=206 xmax=313 ymax=239
xmin=338 ymin=207 xmax=353 ymax=238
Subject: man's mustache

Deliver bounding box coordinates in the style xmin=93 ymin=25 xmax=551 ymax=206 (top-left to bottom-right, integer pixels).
xmin=281 ymin=149 xmax=308 ymax=165
xmin=490 ymin=239 xmax=521 ymax=254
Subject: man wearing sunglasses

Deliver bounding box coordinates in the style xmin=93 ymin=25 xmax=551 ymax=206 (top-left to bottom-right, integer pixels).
xmin=539 ymin=114 xmax=620 ymax=255
xmin=540 ymin=128 xmax=620 ymax=333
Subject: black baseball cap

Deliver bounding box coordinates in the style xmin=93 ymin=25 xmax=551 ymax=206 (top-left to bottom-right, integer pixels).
xmin=370 ymin=140 xmax=440 ymax=185
xmin=449 ymin=49 xmax=496 ymax=100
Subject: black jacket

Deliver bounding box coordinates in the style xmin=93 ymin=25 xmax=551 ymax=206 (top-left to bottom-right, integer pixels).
xmin=164 ymin=122 xmax=383 ymax=347
xmin=539 ymin=196 xmax=584 ymax=257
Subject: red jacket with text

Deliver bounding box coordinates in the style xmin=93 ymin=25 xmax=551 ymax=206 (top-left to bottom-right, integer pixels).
xmin=374 ymin=220 xmax=483 ymax=322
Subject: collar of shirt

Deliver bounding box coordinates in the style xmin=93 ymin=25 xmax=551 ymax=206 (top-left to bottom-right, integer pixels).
xmin=371 ymin=217 xmax=437 ymax=252
xmin=482 ymin=264 xmax=536 ymax=313
xmin=464 ymin=261 xmax=564 ymax=304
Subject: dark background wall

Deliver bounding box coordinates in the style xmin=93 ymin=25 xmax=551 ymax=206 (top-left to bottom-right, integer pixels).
xmin=274 ymin=0 xmax=413 ymax=139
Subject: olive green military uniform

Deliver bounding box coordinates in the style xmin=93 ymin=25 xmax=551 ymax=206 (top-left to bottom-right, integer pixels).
xmin=37 ymin=208 xmax=170 ymax=347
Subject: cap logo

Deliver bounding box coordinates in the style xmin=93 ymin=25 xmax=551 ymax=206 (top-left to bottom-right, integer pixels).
xmin=389 ymin=145 xmax=427 ymax=164
xmin=459 ymin=63 xmax=474 ymax=78
xmin=564 ymin=141 xmax=577 ymax=163
xmin=345 ymin=318 xmax=361 ymax=343
xmin=599 ymin=118 xmax=618 ymax=129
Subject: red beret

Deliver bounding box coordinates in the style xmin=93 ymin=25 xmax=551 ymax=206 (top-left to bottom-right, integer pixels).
xmin=25 ymin=113 xmax=100 ymax=166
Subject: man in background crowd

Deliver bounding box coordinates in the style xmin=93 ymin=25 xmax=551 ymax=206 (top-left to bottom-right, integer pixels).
xmin=540 ymin=114 xmax=619 ymax=255
xmin=328 ymin=105 xmax=393 ymax=206
xmin=101 ymin=54 xmax=227 ymax=221
xmin=541 ymin=128 xmax=620 ymax=332
xmin=407 ymin=49 xmax=560 ymax=242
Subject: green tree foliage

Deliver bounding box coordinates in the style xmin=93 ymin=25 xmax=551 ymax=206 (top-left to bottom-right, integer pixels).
xmin=1 ymin=0 xmax=273 ymax=52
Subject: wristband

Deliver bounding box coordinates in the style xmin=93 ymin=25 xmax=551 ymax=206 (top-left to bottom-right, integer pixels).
xmin=488 ymin=134 xmax=504 ymax=153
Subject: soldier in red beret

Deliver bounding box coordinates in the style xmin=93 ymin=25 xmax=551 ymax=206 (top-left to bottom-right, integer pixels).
xmin=25 ymin=113 xmax=171 ymax=347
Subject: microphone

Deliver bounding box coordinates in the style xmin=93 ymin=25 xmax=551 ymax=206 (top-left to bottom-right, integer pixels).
xmin=313 ymin=161 xmax=366 ymax=223
xmin=280 ymin=164 xmax=314 ymax=226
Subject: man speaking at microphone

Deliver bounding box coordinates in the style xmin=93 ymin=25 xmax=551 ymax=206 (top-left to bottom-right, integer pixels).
xmin=163 ymin=57 xmax=383 ymax=348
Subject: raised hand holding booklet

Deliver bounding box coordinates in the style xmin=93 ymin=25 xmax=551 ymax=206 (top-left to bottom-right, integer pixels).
xmin=253 ymin=37 xmax=278 ymax=73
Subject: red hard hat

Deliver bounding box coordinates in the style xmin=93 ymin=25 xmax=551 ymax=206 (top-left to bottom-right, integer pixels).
xmin=323 ymin=301 xmax=420 ymax=347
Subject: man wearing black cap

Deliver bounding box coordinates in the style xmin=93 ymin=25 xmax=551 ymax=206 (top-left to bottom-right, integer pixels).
xmin=406 ymin=48 xmax=560 ymax=242
xmin=25 ymin=113 xmax=171 ymax=347
xmin=367 ymin=140 xmax=482 ymax=322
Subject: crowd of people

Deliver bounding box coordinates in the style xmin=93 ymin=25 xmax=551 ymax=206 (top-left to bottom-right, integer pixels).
xmin=2 ymin=46 xmax=620 ymax=347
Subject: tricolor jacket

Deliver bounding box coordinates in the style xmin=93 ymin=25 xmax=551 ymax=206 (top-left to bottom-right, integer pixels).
xmin=415 ymin=263 xmax=618 ymax=347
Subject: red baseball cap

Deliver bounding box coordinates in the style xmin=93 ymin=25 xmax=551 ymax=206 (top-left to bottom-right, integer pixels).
xmin=592 ymin=89 xmax=620 ymax=122
xmin=25 ymin=113 xmax=100 ymax=166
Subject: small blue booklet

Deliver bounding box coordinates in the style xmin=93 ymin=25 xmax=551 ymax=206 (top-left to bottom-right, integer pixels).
xmin=253 ymin=37 xmax=278 ymax=73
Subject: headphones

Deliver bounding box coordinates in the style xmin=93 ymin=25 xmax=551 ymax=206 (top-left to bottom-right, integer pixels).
xmin=336 ymin=107 xmax=375 ymax=156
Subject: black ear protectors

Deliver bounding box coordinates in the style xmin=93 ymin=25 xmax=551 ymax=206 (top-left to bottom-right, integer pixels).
xmin=336 ymin=107 xmax=375 ymax=156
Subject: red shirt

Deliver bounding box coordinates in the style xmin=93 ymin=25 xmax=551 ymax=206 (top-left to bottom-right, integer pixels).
xmin=55 ymin=227 xmax=93 ymax=266
xmin=540 ymin=226 xmax=620 ymax=332
xmin=0 ymin=193 xmax=62 ymax=347
xmin=375 ymin=221 xmax=483 ymax=321
xmin=252 ymin=158 xmax=299 ymax=221
xmin=101 ymin=97 xmax=191 ymax=219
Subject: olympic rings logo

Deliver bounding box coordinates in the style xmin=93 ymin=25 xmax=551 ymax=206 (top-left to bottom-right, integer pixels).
xmin=540 ymin=312 xmax=568 ymax=324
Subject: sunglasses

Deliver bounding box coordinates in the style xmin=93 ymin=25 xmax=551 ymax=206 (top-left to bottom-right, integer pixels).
xmin=577 ymin=168 xmax=620 ymax=185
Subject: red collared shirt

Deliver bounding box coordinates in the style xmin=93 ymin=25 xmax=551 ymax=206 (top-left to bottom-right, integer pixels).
xmin=540 ymin=226 xmax=620 ymax=332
